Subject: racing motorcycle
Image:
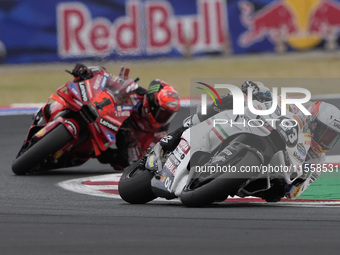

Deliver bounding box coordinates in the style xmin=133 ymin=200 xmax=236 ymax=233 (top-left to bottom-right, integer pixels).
xmin=118 ymin=99 xmax=310 ymax=207
xmin=12 ymin=66 xmax=138 ymax=175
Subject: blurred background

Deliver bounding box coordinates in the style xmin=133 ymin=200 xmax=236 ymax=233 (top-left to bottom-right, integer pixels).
xmin=1 ymin=0 xmax=340 ymax=105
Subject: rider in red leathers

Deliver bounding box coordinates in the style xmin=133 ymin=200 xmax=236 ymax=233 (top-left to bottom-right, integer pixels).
xmin=70 ymin=63 xmax=180 ymax=170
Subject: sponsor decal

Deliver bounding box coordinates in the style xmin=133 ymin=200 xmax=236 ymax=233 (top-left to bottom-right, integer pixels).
xmin=264 ymin=102 xmax=271 ymax=109
xmin=148 ymin=83 xmax=161 ymax=93
xmin=211 ymin=155 xmax=226 ymax=164
xmin=223 ymin=148 xmax=232 ymax=156
xmin=36 ymin=128 xmax=46 ymax=137
xmin=178 ymin=139 xmax=190 ymax=154
xmin=68 ymin=83 xmax=79 ymax=98
xmin=126 ymin=82 xmax=139 ymax=93
xmin=333 ymin=120 xmax=340 ymax=130
xmin=100 ymin=73 xmax=109 ymax=90
xmin=148 ymin=154 xmax=155 ymax=168
xmin=122 ymin=105 xmax=133 ymax=111
xmin=293 ymin=151 xmax=305 ymax=163
xmin=304 ymin=133 xmax=312 ymax=146
xmin=169 ymin=154 xmax=180 ymax=167
xmin=292 ymin=186 xmax=302 ymax=198
xmin=93 ymin=75 xmax=102 ymax=90
xmin=277 ymin=117 xmax=299 ymax=148
xmin=114 ymin=111 xmax=130 ymax=117
xmin=129 ymin=94 xmax=139 ymax=106
xmin=304 ymin=133 xmax=312 ymax=139
xmin=164 ymin=158 xmax=177 ymax=174
xmin=159 ymin=170 xmax=173 ymax=192
xmin=99 ymin=118 xmax=119 ymax=132
xmin=102 ymin=129 xmax=115 ymax=143
xmin=115 ymin=105 xmax=133 ymax=111
xmin=54 ymin=150 xmax=64 ymax=160
xmin=57 ymin=0 xmax=227 ymax=57
xmin=163 ymin=177 xmax=173 ymax=192
xmin=64 ymin=120 xmax=77 ymax=136
xmin=293 ymin=115 xmax=303 ymax=129
xmin=161 ymin=135 xmax=172 ymax=144
xmin=297 ymin=143 xmax=306 ymax=157
xmin=160 ymin=172 xmax=166 ymax=182
xmin=238 ymin=0 xmax=340 ymax=51
xmin=78 ymin=82 xmax=88 ymax=102
xmin=174 ymin=147 xmax=185 ymax=161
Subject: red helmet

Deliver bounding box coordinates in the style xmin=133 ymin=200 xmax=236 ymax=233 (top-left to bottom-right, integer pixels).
xmin=143 ymin=79 xmax=180 ymax=126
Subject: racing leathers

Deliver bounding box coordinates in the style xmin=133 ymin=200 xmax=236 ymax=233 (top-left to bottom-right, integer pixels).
xmin=98 ymin=83 xmax=168 ymax=170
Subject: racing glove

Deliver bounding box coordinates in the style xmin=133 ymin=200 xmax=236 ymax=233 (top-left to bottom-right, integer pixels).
xmin=69 ymin=63 xmax=94 ymax=82
xmin=159 ymin=115 xmax=199 ymax=152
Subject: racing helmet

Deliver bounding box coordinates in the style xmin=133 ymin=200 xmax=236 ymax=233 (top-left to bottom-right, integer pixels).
xmin=142 ymin=79 xmax=180 ymax=126
xmin=242 ymin=81 xmax=272 ymax=102
xmin=310 ymin=102 xmax=340 ymax=153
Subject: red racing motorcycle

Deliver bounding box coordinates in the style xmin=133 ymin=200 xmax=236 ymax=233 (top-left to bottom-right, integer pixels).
xmin=12 ymin=66 xmax=139 ymax=175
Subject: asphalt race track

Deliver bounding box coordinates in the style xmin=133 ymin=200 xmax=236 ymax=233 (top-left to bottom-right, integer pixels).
xmin=1 ymin=104 xmax=340 ymax=255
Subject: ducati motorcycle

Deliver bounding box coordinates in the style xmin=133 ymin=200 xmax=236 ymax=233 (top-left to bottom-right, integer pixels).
xmin=12 ymin=66 xmax=138 ymax=175
xmin=119 ymin=100 xmax=311 ymax=207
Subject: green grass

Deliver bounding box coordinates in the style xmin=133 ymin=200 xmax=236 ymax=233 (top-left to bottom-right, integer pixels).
xmin=1 ymin=52 xmax=340 ymax=105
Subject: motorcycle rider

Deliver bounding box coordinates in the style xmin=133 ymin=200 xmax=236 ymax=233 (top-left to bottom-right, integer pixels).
xmin=69 ymin=63 xmax=181 ymax=170
xmin=158 ymin=81 xmax=340 ymax=202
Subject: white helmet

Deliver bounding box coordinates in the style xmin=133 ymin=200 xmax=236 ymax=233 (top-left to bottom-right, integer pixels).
xmin=241 ymin=81 xmax=272 ymax=102
xmin=310 ymin=102 xmax=340 ymax=153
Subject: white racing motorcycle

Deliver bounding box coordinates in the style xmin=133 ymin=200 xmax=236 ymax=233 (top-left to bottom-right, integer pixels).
xmin=118 ymin=100 xmax=310 ymax=207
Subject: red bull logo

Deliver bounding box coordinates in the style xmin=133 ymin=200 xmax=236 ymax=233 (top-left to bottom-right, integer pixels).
xmin=239 ymin=1 xmax=297 ymax=47
xmin=309 ymin=0 xmax=340 ymax=35
xmin=57 ymin=0 xmax=228 ymax=57
xmin=239 ymin=0 xmax=340 ymax=51
xmin=309 ymin=0 xmax=340 ymax=49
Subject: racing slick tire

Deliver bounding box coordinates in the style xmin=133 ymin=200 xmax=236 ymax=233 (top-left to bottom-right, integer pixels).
xmin=12 ymin=124 xmax=73 ymax=175
xmin=180 ymin=150 xmax=262 ymax=207
xmin=118 ymin=161 xmax=157 ymax=204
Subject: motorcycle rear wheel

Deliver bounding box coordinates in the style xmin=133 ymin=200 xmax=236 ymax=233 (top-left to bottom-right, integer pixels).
xmin=12 ymin=124 xmax=73 ymax=175
xmin=180 ymin=150 xmax=262 ymax=207
xmin=118 ymin=161 xmax=157 ymax=204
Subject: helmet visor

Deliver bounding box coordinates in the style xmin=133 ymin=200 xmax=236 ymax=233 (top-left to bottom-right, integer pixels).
xmin=152 ymin=106 xmax=176 ymax=125
xmin=313 ymin=120 xmax=340 ymax=150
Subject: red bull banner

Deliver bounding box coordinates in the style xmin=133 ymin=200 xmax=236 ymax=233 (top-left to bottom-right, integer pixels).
xmin=0 ymin=0 xmax=228 ymax=63
xmin=1 ymin=0 xmax=340 ymax=63
xmin=230 ymin=0 xmax=340 ymax=53
xmin=57 ymin=0 xmax=227 ymax=58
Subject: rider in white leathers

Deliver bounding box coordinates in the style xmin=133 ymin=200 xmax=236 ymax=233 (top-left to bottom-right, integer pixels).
xmin=159 ymin=81 xmax=340 ymax=201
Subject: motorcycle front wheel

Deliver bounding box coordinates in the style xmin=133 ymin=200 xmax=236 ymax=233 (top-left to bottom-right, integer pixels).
xmin=12 ymin=124 xmax=73 ymax=175
xmin=118 ymin=161 xmax=157 ymax=204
